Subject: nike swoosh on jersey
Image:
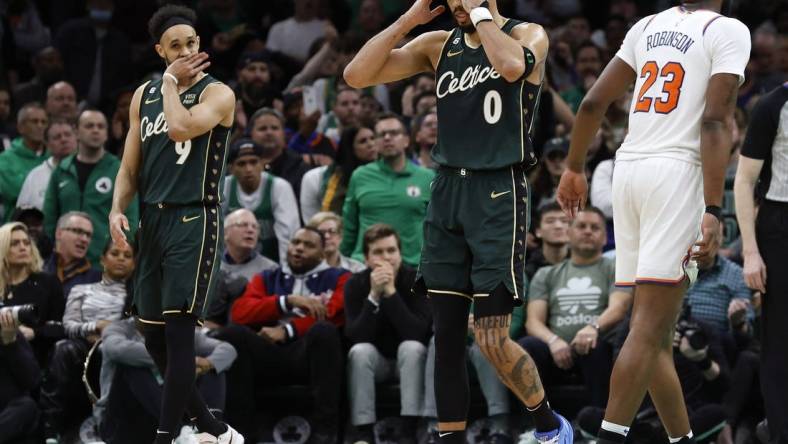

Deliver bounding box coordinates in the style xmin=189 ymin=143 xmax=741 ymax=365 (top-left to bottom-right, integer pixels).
xmin=439 ymin=432 xmax=454 ymax=437
xmin=447 ymin=49 xmax=463 ymax=57
xmin=490 ymin=190 xmax=511 ymax=199
xmin=182 ymin=215 xmax=201 ymax=223
xmin=145 ymin=97 xmax=160 ymax=104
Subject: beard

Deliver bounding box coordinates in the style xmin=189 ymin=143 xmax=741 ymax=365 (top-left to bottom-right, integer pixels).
xmin=242 ymin=82 xmax=270 ymax=103
xmin=453 ymin=13 xmax=476 ymax=34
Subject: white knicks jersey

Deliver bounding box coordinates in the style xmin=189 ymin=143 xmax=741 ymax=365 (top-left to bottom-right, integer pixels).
xmin=615 ymin=6 xmax=751 ymax=165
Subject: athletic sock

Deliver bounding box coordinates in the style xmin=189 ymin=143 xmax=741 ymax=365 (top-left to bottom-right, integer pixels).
xmin=526 ymin=398 xmax=560 ymax=432
xmin=153 ymin=430 xmax=172 ymax=444
xmin=669 ymin=431 xmax=695 ymax=443
xmin=598 ymin=420 xmax=630 ymax=443
xmin=438 ymin=430 xmax=466 ymax=444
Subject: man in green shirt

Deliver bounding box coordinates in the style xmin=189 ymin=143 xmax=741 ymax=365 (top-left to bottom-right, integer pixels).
xmin=43 ymin=109 xmax=138 ymax=265
xmin=521 ymin=207 xmax=632 ymax=407
xmin=340 ymin=112 xmax=434 ymax=266
xmin=0 ymin=103 xmax=48 ymax=222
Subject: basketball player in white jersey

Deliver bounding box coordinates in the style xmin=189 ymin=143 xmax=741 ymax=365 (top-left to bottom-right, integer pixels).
xmin=556 ymin=1 xmax=750 ymax=443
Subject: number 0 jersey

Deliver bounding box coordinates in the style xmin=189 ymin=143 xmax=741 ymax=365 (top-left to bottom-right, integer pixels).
xmin=616 ymin=6 xmax=750 ymax=165
xmin=433 ymin=19 xmax=540 ymax=170
xmin=138 ymin=74 xmax=231 ymax=205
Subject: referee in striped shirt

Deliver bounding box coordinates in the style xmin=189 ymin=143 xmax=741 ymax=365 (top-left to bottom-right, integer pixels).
xmin=734 ymin=83 xmax=788 ymax=442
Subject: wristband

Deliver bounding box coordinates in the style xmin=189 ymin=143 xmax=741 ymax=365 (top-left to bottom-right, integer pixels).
xmin=163 ymin=72 xmax=179 ymax=85
xmin=547 ymin=334 xmax=558 ymax=345
xmin=705 ymin=205 xmax=722 ymax=222
xmin=470 ymin=7 xmax=493 ymax=27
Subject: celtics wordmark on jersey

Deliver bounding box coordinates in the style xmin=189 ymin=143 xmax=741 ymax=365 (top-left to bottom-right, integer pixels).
xmin=434 ymin=19 xmax=541 ymax=170
xmin=138 ymin=74 xmax=231 ymax=205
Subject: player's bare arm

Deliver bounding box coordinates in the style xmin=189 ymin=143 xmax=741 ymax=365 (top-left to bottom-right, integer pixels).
xmin=557 ymin=57 xmax=636 ymax=217
xmin=109 ymin=83 xmax=146 ymax=248
xmin=464 ymin=0 xmax=548 ymax=83
xmin=161 ymin=59 xmax=235 ymax=142
xmin=734 ymin=156 xmax=767 ymax=292
xmin=694 ymin=73 xmax=740 ymax=261
xmin=344 ymin=0 xmax=447 ymax=88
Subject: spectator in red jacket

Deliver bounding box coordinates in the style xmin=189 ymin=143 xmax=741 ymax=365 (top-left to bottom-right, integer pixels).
xmin=216 ymin=227 xmax=349 ymax=444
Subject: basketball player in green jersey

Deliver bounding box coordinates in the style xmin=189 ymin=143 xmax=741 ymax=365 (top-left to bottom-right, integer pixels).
xmin=345 ymin=0 xmax=572 ymax=442
xmin=108 ymin=5 xmax=243 ymax=444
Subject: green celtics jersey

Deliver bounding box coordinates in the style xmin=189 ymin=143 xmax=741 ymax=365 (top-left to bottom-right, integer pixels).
xmin=138 ymin=74 xmax=231 ymax=205
xmin=433 ymin=19 xmax=541 ymax=170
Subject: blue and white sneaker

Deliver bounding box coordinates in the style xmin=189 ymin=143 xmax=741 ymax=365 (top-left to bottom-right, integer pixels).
xmin=533 ymin=414 xmax=573 ymax=444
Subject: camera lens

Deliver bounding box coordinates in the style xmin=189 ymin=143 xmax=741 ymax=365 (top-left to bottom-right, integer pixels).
xmin=0 ymin=304 xmax=39 ymax=326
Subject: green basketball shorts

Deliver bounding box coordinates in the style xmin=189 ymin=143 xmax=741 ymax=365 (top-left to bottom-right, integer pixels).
xmin=416 ymin=164 xmax=530 ymax=307
xmin=133 ymin=202 xmax=222 ymax=325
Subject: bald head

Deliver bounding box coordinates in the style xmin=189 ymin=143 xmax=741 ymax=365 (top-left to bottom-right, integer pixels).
xmin=46 ymin=81 xmax=78 ymax=121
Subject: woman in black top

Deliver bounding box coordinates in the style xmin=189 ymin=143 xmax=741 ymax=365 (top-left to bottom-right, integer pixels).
xmin=0 ymin=222 xmax=65 ymax=366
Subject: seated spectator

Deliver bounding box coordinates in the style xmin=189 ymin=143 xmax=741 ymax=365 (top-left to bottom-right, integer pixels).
xmin=282 ymin=88 xmax=338 ymax=167
xmin=0 ymin=86 xmax=13 ymax=151
xmin=344 ymin=224 xmax=430 ymax=443
xmin=16 ymin=118 xmax=77 ymax=211
xmin=687 ymin=241 xmax=752 ymax=336
xmin=0 ymin=222 xmax=65 ymax=366
xmin=0 ymin=102 xmax=48 ymax=222
xmin=0 ymin=309 xmax=41 ymax=444
xmin=40 ymin=239 xmax=134 ymax=443
xmin=265 ymin=0 xmax=336 ymax=63
xmin=98 ymin=317 xmax=237 ymax=444
xmin=43 ymin=109 xmax=138 ymax=265
xmin=300 ymin=125 xmax=378 ymax=222
xmin=44 ymin=211 xmax=102 ymax=297
xmin=307 ymin=212 xmax=366 ymax=273
xmin=341 ymin=113 xmax=434 ymax=266
xmin=317 ymin=86 xmax=362 ymax=144
xmin=11 ymin=206 xmax=53 ymax=259
xmin=215 ymin=227 xmax=349 ymax=443
xmin=411 ymin=110 xmax=437 ymax=169
xmin=249 ymin=108 xmax=313 ymax=198
xmin=559 ymin=41 xmax=603 ymax=113
xmin=53 ymin=0 xmax=133 ymax=107
xmin=222 ymin=137 xmax=300 ymax=263
xmin=233 ymin=51 xmax=283 ymax=134
xmin=525 ymin=202 xmax=570 ymax=280
xmin=528 ymin=137 xmax=568 ymax=220
xmin=44 ymin=81 xmax=78 ymax=122
xmin=521 ymin=207 xmax=632 ymax=407
xmin=204 ymin=209 xmax=278 ymax=328
xmin=578 ymin=309 xmax=731 ymax=444
xmin=12 ymin=46 xmax=64 ymax=108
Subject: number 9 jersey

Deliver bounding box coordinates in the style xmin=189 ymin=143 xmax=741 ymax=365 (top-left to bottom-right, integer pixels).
xmin=137 ymin=74 xmax=231 ymax=205
xmin=615 ymin=6 xmax=750 ymax=165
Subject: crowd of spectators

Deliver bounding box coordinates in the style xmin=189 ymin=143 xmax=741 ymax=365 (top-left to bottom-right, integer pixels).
xmin=0 ymin=0 xmax=783 ymax=443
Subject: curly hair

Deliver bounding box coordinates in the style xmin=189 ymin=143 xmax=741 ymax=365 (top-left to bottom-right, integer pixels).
xmin=147 ymin=4 xmax=198 ymax=42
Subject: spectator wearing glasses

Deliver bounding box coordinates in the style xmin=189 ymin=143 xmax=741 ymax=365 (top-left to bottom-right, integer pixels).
xmin=44 ymin=211 xmax=101 ymax=298
xmin=341 ymin=113 xmax=434 ymax=266
xmin=204 ymin=209 xmax=279 ymax=328
xmin=299 ymin=125 xmax=378 ymax=224
xmin=308 ymin=211 xmax=366 ymax=273
xmin=222 ymin=137 xmax=300 ymax=264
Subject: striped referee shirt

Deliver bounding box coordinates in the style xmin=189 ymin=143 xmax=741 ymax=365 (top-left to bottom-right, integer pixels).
xmin=741 ymin=84 xmax=788 ymax=202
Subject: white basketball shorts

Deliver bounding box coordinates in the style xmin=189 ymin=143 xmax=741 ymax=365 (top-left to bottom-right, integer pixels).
xmin=612 ymin=157 xmax=702 ymax=287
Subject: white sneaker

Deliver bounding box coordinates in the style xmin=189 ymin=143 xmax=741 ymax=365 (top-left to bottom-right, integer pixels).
xmin=216 ymin=424 xmax=244 ymax=444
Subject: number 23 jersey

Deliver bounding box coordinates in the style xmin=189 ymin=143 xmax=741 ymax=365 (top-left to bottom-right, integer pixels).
xmin=433 ymin=19 xmax=540 ymax=170
xmin=138 ymin=74 xmax=231 ymax=205
xmin=616 ymin=6 xmax=750 ymax=165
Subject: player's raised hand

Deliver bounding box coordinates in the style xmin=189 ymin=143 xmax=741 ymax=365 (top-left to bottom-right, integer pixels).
xmin=108 ymin=211 xmax=130 ymax=249
xmin=692 ymin=213 xmax=721 ymax=263
xmin=461 ymin=0 xmax=486 ymax=11
xmin=164 ymin=52 xmax=211 ymax=85
xmin=404 ymin=0 xmax=446 ymax=26
xmin=556 ymin=169 xmax=588 ymax=219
